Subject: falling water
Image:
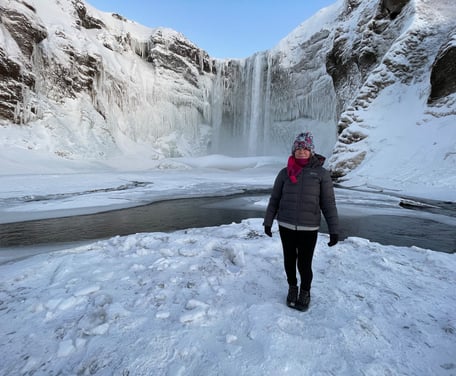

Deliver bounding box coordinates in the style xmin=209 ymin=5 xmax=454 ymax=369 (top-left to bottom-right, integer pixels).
xmin=209 ymin=48 xmax=338 ymax=157
xmin=247 ymin=53 xmax=265 ymax=156
xmin=262 ymin=54 xmax=273 ymax=155
xmin=210 ymin=60 xmax=225 ymax=153
xmin=209 ymin=52 xmax=273 ymax=156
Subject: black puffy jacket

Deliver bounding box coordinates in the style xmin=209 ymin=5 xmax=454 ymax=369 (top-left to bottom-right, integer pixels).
xmin=263 ymin=154 xmax=339 ymax=234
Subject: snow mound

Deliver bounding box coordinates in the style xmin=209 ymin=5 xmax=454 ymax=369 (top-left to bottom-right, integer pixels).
xmin=1 ymin=218 xmax=455 ymax=375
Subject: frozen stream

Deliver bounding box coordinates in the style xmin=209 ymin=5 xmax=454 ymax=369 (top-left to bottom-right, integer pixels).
xmin=0 ymin=189 xmax=455 ymax=262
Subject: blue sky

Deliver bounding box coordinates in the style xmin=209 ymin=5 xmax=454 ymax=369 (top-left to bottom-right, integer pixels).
xmin=86 ymin=0 xmax=337 ymax=59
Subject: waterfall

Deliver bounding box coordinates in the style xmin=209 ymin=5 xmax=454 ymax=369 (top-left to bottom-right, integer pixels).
xmin=209 ymin=49 xmax=337 ymax=157
xmin=209 ymin=52 xmax=272 ymax=156
xmin=262 ymin=54 xmax=273 ymax=154
xmin=247 ymin=53 xmax=265 ymax=156
xmin=210 ymin=60 xmax=224 ymax=152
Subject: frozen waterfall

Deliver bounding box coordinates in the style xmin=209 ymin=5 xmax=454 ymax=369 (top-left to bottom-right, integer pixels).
xmin=209 ymin=55 xmax=260 ymax=156
xmin=209 ymin=52 xmax=274 ymax=156
xmin=209 ymin=51 xmax=338 ymax=157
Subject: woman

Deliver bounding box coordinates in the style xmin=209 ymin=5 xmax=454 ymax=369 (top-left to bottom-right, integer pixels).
xmin=263 ymin=132 xmax=339 ymax=311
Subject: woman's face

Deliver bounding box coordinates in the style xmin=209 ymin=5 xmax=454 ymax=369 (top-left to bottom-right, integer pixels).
xmin=294 ymin=148 xmax=311 ymax=159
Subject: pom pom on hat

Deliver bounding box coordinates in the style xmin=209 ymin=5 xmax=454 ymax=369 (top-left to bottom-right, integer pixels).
xmin=292 ymin=132 xmax=315 ymax=154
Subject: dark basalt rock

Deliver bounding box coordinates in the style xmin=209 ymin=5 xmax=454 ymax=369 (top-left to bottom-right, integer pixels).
xmin=74 ymin=0 xmax=105 ymax=30
xmin=381 ymin=0 xmax=410 ymax=20
xmin=429 ymin=36 xmax=456 ymax=102
xmin=0 ymin=5 xmax=45 ymax=122
xmin=0 ymin=6 xmax=47 ymax=58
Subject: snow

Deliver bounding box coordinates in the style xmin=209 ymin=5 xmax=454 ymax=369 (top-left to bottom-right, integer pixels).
xmin=2 ymin=0 xmax=455 ymax=196
xmin=273 ymin=0 xmax=343 ymax=63
xmin=332 ymin=84 xmax=456 ymax=200
xmin=1 ymin=217 xmax=455 ymax=375
xmin=1 ymin=152 xmax=456 ymax=375
xmin=0 ymin=152 xmax=282 ymax=224
xmin=0 ymin=0 xmax=455 ymax=373
xmin=328 ymin=0 xmax=456 ymax=197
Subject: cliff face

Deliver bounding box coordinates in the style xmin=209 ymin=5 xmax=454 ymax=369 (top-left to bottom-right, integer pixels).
xmin=0 ymin=0 xmax=220 ymax=157
xmin=0 ymin=1 xmax=47 ymax=122
xmin=0 ymin=0 xmax=455 ymax=176
xmin=326 ymin=0 xmax=456 ymax=180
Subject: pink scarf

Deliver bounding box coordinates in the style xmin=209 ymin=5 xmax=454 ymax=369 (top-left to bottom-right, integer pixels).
xmin=287 ymin=156 xmax=309 ymax=183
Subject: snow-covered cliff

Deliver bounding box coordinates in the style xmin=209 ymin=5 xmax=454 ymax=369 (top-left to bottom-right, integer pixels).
xmin=325 ymin=0 xmax=456 ymax=190
xmin=0 ymin=0 xmax=217 ymax=158
xmin=0 ymin=0 xmax=455 ymax=191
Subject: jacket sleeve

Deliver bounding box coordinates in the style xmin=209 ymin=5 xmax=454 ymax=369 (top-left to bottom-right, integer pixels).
xmin=263 ymin=169 xmax=285 ymax=227
xmin=319 ymin=169 xmax=339 ymax=234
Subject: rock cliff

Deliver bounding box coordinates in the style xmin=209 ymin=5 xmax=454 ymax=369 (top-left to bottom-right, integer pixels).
xmin=0 ymin=0 xmax=454 ymax=181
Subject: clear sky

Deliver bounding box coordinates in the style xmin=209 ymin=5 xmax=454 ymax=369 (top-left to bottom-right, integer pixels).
xmin=85 ymin=0 xmax=337 ymax=59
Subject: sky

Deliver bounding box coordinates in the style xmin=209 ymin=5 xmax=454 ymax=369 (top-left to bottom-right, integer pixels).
xmin=85 ymin=0 xmax=338 ymax=58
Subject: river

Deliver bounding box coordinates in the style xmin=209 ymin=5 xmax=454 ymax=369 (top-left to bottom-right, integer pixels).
xmin=0 ymin=191 xmax=454 ymax=263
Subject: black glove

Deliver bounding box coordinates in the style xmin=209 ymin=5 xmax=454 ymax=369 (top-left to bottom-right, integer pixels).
xmin=264 ymin=226 xmax=272 ymax=237
xmin=328 ymin=234 xmax=339 ymax=247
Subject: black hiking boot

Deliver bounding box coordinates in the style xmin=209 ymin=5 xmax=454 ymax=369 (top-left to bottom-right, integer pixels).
xmin=295 ymin=289 xmax=310 ymax=311
xmin=286 ymin=285 xmax=299 ymax=308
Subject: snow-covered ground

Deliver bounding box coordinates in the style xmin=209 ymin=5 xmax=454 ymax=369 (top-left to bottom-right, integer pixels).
xmin=0 ymin=152 xmax=283 ymax=224
xmin=1 ymin=153 xmax=455 ymax=375
xmin=1 ymin=148 xmax=455 ymax=224
xmin=1 ymin=0 xmax=455 ymax=372
xmin=1 ymin=219 xmax=455 ymax=375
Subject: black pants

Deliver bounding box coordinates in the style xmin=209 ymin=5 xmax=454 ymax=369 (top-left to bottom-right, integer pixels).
xmin=279 ymin=226 xmax=318 ymax=291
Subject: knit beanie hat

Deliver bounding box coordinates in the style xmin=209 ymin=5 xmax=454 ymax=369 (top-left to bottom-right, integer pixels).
xmin=291 ymin=132 xmax=314 ymax=154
